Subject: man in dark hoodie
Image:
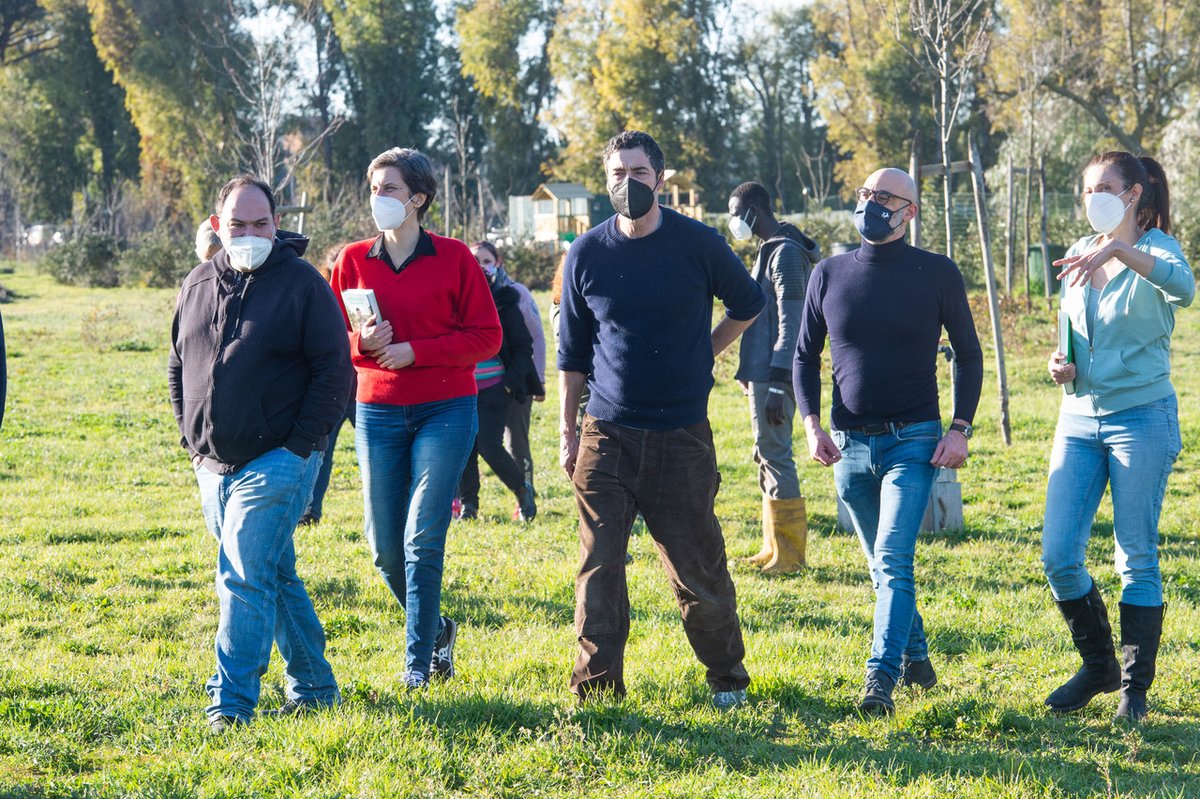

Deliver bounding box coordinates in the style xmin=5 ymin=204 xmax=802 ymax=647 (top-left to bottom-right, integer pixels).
xmin=168 ymin=175 xmax=352 ymax=733
xmin=728 ymin=181 xmax=820 ymax=574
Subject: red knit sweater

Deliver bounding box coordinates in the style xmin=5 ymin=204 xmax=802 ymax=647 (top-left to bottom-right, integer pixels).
xmin=331 ymin=232 xmax=501 ymax=406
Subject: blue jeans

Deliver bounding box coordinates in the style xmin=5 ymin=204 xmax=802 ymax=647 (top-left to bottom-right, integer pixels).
xmin=355 ymin=396 xmax=477 ymax=677
xmin=195 ymin=447 xmax=338 ymax=721
xmin=1042 ymin=395 xmax=1181 ymax=606
xmin=832 ymin=421 xmax=941 ymax=681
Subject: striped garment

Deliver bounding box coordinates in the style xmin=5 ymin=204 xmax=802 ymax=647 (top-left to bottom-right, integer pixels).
xmin=474 ymin=357 xmax=505 ymax=388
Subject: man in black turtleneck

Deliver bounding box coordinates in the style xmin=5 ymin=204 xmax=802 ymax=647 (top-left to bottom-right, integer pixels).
xmin=794 ymin=167 xmax=983 ymax=716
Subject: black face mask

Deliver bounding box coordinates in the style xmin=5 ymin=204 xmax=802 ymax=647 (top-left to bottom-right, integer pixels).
xmin=609 ymin=177 xmax=656 ymax=220
xmin=854 ymin=199 xmax=906 ymax=243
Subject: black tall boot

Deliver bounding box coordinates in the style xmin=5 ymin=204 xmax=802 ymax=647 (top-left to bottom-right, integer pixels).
xmin=1114 ymin=603 xmax=1165 ymax=723
xmin=1045 ymin=581 xmax=1122 ymax=713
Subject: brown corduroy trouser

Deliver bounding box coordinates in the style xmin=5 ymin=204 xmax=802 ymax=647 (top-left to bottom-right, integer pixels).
xmin=569 ymin=415 xmax=751 ymax=697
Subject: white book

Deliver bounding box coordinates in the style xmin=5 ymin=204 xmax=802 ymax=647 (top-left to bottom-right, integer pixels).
xmin=341 ymin=289 xmax=382 ymax=332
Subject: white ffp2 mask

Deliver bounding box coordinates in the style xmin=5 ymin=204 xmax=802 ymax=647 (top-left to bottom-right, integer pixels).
xmin=729 ymin=212 xmax=754 ymax=241
xmin=371 ymin=194 xmax=418 ymax=231
xmin=225 ymin=236 xmax=274 ymax=272
xmin=1085 ymin=189 xmax=1132 ymax=236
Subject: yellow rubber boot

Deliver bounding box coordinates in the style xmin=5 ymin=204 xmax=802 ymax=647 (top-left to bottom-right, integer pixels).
xmin=746 ymin=496 xmax=775 ymax=565
xmin=763 ymin=496 xmax=808 ymax=574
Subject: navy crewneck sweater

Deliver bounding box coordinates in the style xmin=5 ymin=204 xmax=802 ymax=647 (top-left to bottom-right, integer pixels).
xmin=558 ymin=208 xmax=764 ymax=429
xmin=794 ymin=237 xmax=983 ymax=430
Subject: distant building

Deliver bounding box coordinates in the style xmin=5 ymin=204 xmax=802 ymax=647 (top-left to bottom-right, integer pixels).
xmin=507 ymin=171 xmax=705 ymax=246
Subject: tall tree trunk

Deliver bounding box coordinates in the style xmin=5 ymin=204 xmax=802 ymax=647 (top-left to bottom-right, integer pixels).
xmin=969 ymin=134 xmax=1011 ymax=445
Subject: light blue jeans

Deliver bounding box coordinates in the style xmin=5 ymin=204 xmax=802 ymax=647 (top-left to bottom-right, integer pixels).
xmin=355 ymin=396 xmax=477 ymax=677
xmin=833 ymin=420 xmax=941 ymax=682
xmin=1042 ymin=395 xmax=1181 ymax=606
xmin=195 ymin=447 xmax=338 ymax=722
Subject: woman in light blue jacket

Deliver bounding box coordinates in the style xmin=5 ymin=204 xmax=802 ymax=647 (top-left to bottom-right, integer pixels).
xmin=1042 ymin=152 xmax=1193 ymax=723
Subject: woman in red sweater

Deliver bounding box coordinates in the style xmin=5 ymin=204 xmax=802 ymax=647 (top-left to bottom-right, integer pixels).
xmin=331 ymin=148 xmax=501 ymax=689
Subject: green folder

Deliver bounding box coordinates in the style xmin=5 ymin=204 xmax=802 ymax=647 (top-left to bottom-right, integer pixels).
xmin=1058 ymin=308 xmax=1075 ymax=395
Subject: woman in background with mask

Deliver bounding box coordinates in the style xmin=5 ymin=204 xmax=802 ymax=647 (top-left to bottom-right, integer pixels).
xmin=1042 ymin=151 xmax=1193 ymax=723
xmin=330 ymin=148 xmax=501 ymax=690
xmin=453 ymin=241 xmax=542 ymax=522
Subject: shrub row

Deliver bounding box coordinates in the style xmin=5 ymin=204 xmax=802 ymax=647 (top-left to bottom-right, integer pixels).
xmin=39 ymin=230 xmax=194 ymax=289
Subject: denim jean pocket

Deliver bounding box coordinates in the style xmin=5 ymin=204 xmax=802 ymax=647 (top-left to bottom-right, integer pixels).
xmin=895 ymin=421 xmax=941 ymax=441
xmin=832 ymin=430 xmax=846 ymax=450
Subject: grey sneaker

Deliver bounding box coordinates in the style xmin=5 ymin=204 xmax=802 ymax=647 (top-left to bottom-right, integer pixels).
xmin=899 ymin=655 xmax=938 ymax=689
xmin=516 ymin=482 xmax=537 ymax=522
xmin=403 ymin=671 xmax=429 ymax=691
xmin=260 ymin=698 xmax=335 ymax=718
xmin=711 ymin=688 xmax=748 ymax=711
xmin=208 ymin=714 xmax=245 ymax=734
xmin=431 ymin=615 xmax=457 ymax=679
xmin=858 ymin=670 xmax=896 ymax=716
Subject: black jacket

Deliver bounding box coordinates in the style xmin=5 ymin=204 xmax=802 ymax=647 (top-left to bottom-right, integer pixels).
xmin=492 ymin=282 xmax=544 ymax=402
xmin=168 ymin=231 xmax=352 ymax=474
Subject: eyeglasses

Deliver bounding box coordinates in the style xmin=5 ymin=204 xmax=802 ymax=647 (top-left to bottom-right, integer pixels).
xmin=856 ymin=187 xmax=913 ymax=206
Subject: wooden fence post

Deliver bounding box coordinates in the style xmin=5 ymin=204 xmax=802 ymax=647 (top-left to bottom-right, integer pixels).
xmin=1039 ymin=154 xmax=1052 ymax=306
xmin=969 ymin=134 xmax=1012 ymax=446
xmin=1005 ymin=158 xmax=1015 ymax=295
xmin=909 ymin=136 xmax=922 ymax=250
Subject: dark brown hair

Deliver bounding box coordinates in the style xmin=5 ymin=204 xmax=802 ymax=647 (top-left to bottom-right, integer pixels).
xmin=471 ymin=240 xmax=500 ymax=261
xmin=215 ymin=174 xmax=275 ymax=216
xmin=1086 ymin=151 xmax=1171 ymax=234
xmin=602 ymin=130 xmax=665 ymax=175
xmin=366 ymin=147 xmax=438 ymax=220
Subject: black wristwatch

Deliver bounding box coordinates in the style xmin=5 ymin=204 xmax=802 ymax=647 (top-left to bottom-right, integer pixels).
xmin=948 ymin=422 xmax=974 ymax=440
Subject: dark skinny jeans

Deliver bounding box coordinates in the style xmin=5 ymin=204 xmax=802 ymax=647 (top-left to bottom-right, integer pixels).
xmin=459 ymin=382 xmax=526 ymax=506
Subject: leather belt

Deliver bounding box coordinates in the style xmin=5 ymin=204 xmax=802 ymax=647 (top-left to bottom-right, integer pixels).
xmin=844 ymin=421 xmax=921 ymax=436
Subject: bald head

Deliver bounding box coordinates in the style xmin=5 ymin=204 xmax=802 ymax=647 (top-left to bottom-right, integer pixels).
xmin=865 ymin=168 xmax=917 ymax=204
xmin=856 ymin=167 xmax=918 ymax=244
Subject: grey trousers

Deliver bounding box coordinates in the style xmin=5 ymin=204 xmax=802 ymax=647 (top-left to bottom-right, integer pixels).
xmin=504 ymin=395 xmax=535 ymax=490
xmin=748 ymin=381 xmax=801 ymax=500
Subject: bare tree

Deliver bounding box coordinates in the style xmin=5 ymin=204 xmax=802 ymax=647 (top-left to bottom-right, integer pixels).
xmin=891 ymin=0 xmax=992 ymax=258
xmin=447 ymin=94 xmax=479 ymax=241
xmin=791 ymin=138 xmax=836 ymax=211
xmin=196 ymin=2 xmax=343 ymax=199
xmin=1034 ymin=0 xmax=1200 ymax=153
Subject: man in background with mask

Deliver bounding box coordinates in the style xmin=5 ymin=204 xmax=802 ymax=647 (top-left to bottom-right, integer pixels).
xmin=558 ymin=130 xmax=764 ymax=710
xmin=727 ymin=181 xmax=820 ymax=575
xmin=168 ymin=174 xmax=352 ymax=733
xmin=794 ymin=167 xmax=983 ymax=716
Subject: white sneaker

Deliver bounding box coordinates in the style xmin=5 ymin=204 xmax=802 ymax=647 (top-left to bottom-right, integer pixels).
xmin=403 ymin=671 xmax=429 ymax=691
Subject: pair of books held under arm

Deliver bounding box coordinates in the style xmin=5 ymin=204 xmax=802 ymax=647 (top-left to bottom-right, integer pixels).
xmin=1058 ymin=308 xmax=1076 ymax=395
xmin=342 ymin=289 xmax=382 ymax=332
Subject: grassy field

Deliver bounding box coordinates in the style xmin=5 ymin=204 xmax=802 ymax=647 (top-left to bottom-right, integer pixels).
xmin=1 ymin=260 xmax=1199 ymax=798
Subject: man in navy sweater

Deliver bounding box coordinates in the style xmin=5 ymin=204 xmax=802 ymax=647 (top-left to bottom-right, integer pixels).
xmin=795 ymin=167 xmax=983 ymax=715
xmin=559 ymin=130 xmax=764 ymax=709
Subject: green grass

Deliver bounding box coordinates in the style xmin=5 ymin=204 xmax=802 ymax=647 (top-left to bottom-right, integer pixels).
xmin=1 ymin=262 xmax=1199 ymax=797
